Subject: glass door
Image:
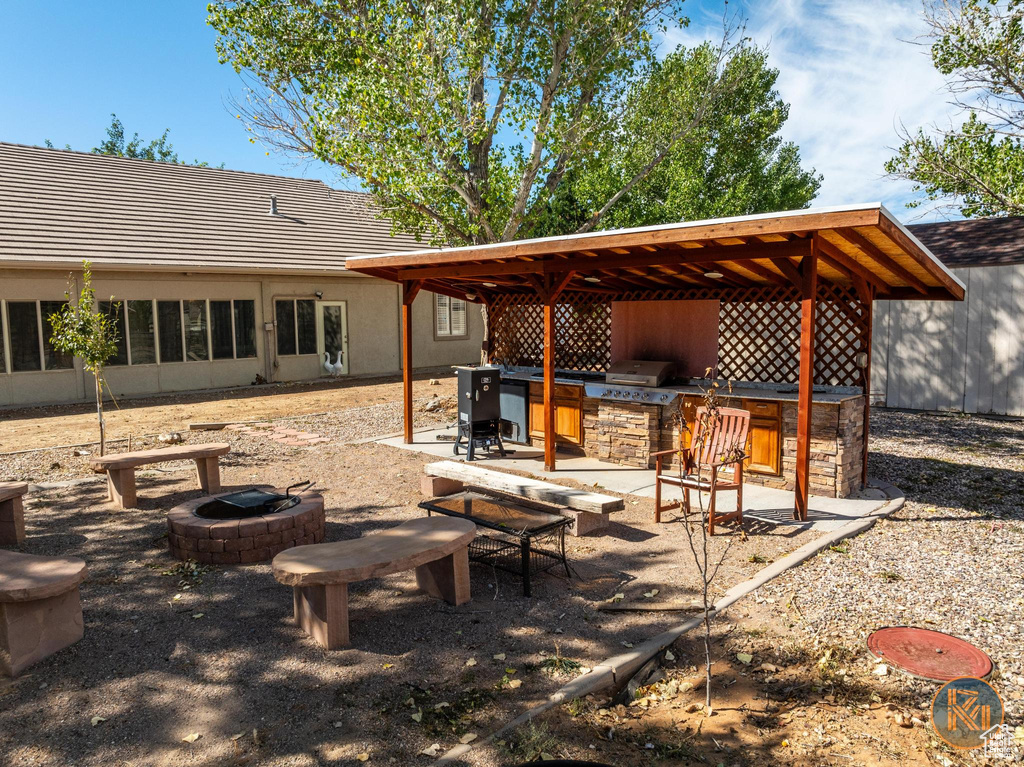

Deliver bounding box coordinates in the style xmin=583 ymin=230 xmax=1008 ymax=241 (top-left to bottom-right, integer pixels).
xmin=316 ymin=301 xmax=349 ymax=376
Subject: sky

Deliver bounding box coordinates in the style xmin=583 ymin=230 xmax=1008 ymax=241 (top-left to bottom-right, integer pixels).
xmin=0 ymin=0 xmax=961 ymax=222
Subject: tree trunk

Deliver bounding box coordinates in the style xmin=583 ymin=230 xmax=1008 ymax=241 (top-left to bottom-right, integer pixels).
xmin=95 ymin=374 xmax=106 ymax=456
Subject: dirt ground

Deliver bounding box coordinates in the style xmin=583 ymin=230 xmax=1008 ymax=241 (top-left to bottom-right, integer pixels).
xmin=0 ymin=369 xmax=457 ymax=453
xmin=0 ymin=387 xmax=819 ymax=767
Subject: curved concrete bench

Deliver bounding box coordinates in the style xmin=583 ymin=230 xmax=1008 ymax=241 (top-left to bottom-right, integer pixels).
xmin=90 ymin=443 xmax=231 ymax=508
xmin=0 ymin=482 xmax=29 ymax=545
xmin=272 ymin=517 xmax=476 ymax=649
xmin=0 ymin=549 xmax=88 ymax=676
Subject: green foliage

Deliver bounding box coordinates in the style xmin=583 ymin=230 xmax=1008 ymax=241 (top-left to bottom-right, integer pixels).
xmin=47 ymin=262 xmax=119 ymax=375
xmin=886 ymin=0 xmax=1024 ymax=216
xmin=47 ymin=114 xmax=221 ymax=167
xmin=527 ymin=45 xmax=820 ymax=235
xmin=209 ymin=1 xmax=816 ymax=244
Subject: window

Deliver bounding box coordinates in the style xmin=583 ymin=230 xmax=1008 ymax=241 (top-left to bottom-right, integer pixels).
xmin=157 ymin=301 xmax=184 ymax=363
xmin=435 ymin=294 xmax=468 ymax=338
xmin=40 ymin=301 xmax=73 ymax=370
xmin=275 ymin=300 xmax=296 ymax=355
xmin=234 ymin=300 xmax=257 ymax=358
xmin=7 ymin=302 xmax=40 ymax=371
xmin=183 ymin=300 xmax=208 ymax=361
xmin=210 ymin=301 xmax=234 ymax=360
xmin=100 ymin=301 xmax=128 ymax=366
xmin=127 ymin=300 xmax=156 ymax=365
xmin=275 ymin=298 xmax=317 ymax=355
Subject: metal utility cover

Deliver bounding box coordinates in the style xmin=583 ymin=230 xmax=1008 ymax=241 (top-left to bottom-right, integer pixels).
xmin=867 ymin=627 xmax=993 ymax=682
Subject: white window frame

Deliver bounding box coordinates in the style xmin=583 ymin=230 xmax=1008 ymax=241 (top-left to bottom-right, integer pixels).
xmin=434 ymin=293 xmax=469 ymax=339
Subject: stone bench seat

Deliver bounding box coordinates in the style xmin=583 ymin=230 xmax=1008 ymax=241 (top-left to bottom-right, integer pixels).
xmin=0 ymin=549 xmax=88 ymax=676
xmin=422 ymin=460 xmax=623 ymax=536
xmin=90 ymin=443 xmax=231 ymax=508
xmin=0 ymin=482 xmax=29 ymax=546
xmin=272 ymin=516 xmax=476 ymax=648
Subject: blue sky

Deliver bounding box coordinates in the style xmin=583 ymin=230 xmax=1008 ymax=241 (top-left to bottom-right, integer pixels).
xmin=0 ymin=0 xmax=958 ymax=221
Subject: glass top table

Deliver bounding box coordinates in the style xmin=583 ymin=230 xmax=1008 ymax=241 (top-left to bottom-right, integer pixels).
xmin=419 ymin=491 xmax=572 ymax=597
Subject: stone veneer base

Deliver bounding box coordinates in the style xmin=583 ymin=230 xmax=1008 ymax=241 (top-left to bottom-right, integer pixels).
xmin=166 ymin=491 xmax=325 ymax=564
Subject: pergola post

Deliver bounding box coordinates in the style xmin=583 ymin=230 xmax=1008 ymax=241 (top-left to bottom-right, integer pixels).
xmin=531 ymin=273 xmax=573 ymax=472
xmin=861 ymin=290 xmax=874 ymax=486
xmin=401 ymin=280 xmax=422 ymax=444
xmin=794 ymin=240 xmax=819 ymax=520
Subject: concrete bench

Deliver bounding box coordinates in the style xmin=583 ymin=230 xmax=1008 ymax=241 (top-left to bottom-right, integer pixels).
xmin=0 ymin=482 xmax=29 ymax=546
xmin=272 ymin=516 xmax=476 ymax=649
xmin=0 ymin=549 xmax=88 ymax=676
xmin=90 ymin=443 xmax=231 ymax=509
xmin=422 ymin=460 xmax=623 ymax=536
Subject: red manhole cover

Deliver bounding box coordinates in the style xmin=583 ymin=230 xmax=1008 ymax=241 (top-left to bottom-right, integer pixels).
xmin=867 ymin=627 xmax=993 ymax=682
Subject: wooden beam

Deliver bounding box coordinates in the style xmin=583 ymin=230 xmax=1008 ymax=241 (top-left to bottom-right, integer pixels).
xmin=401 ymin=280 xmax=422 ymax=444
xmin=770 ymin=256 xmax=803 ymax=287
xmin=860 ymin=283 xmax=875 ymax=486
xmin=875 ymin=215 xmax=965 ymax=300
xmin=394 ymin=239 xmax=810 ymax=281
xmin=832 ymin=227 xmax=929 ymax=294
xmin=795 ymin=244 xmax=818 ymax=521
xmin=814 ymin=237 xmax=887 ymax=291
xmin=730 ymin=259 xmax=789 ymax=287
xmin=543 ymin=283 xmax=557 ymax=472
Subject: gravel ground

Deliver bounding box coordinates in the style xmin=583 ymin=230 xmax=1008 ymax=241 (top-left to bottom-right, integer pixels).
xmin=0 ymin=388 xmax=819 ymax=767
xmin=759 ymin=409 xmax=1024 ymax=736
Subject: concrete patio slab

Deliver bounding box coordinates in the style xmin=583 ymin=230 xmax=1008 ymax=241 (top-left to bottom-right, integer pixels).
xmin=378 ymin=426 xmax=888 ymax=533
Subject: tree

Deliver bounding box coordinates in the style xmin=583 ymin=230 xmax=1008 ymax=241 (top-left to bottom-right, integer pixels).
xmin=48 ymin=262 xmax=120 ymax=455
xmin=208 ymin=0 xmax=767 ymax=245
xmin=526 ymin=44 xmax=820 ymax=235
xmin=46 ymin=114 xmax=221 ymax=167
xmin=886 ymin=0 xmax=1024 ymax=217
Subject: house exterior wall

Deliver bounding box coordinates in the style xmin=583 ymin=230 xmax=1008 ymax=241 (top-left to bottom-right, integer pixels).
xmin=872 ymin=263 xmax=1024 ymax=416
xmin=0 ymin=268 xmax=481 ymax=407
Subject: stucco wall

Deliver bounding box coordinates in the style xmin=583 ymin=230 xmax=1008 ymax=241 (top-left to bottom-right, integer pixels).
xmin=0 ymin=268 xmax=481 ymax=407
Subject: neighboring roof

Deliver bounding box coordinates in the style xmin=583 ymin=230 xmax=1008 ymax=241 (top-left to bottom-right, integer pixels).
xmin=908 ymin=216 xmax=1024 ymax=269
xmin=0 ymin=141 xmax=426 ymax=275
xmin=348 ymin=203 xmax=966 ymax=302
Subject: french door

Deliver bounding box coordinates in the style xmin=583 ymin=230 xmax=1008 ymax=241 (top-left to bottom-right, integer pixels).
xmin=316 ymin=301 xmax=349 ymax=376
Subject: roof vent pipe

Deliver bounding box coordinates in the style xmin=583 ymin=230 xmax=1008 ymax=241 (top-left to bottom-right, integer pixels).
xmin=269 ymin=195 xmax=278 ymax=215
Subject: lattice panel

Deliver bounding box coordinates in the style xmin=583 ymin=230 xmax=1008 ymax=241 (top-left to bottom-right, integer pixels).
xmin=718 ymin=287 xmax=803 ymax=383
xmin=814 ymin=283 xmax=870 ymax=388
xmin=487 ymin=285 xmax=869 ymax=387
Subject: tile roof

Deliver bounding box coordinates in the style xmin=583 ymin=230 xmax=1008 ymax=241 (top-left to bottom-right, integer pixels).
xmin=0 ymin=141 xmax=428 ymax=274
xmin=908 ymin=216 xmax=1024 ymax=269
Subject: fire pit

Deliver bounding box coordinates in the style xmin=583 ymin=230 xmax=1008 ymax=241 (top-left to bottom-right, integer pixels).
xmin=166 ymin=486 xmax=325 ymax=564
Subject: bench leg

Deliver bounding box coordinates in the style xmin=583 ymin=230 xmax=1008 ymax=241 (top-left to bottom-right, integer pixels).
xmin=106 ymin=469 xmax=137 ymax=509
xmin=0 ymin=587 xmax=84 ymax=677
xmin=0 ymin=496 xmax=26 ymax=546
xmin=293 ymin=583 xmax=349 ymax=649
xmin=415 ymin=546 xmax=471 ymax=606
xmin=195 ymin=458 xmax=221 ymax=494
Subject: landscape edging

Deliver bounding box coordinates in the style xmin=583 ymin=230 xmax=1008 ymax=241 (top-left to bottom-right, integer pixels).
xmin=433 ymin=479 xmax=906 ymax=765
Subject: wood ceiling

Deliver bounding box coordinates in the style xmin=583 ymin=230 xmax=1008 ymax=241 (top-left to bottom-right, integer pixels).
xmin=347 ymin=204 xmax=966 ymax=304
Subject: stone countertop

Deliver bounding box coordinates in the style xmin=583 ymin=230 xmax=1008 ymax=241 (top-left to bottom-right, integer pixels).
xmin=499 ymin=368 xmax=864 ymax=404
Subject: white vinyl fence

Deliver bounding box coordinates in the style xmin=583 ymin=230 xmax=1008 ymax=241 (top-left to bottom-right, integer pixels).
xmin=872 ymin=263 xmax=1024 ymax=416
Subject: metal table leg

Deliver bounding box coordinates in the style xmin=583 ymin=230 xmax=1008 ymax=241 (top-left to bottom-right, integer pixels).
xmin=520 ymin=537 xmax=532 ymax=597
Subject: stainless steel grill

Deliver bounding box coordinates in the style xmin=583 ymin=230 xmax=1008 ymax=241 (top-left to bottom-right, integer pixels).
xmin=604 ymin=360 xmax=674 ymax=388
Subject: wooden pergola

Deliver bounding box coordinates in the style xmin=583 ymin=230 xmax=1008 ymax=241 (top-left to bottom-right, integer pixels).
xmin=348 ymin=204 xmax=964 ymax=519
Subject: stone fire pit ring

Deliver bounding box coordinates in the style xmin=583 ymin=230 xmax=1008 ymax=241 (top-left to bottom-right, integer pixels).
xmin=166 ymin=490 xmax=325 ymax=565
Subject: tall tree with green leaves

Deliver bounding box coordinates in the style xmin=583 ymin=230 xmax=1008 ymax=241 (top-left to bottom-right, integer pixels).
xmin=526 ymin=44 xmax=820 ymax=235
xmin=886 ymin=0 xmax=1024 ymax=217
xmin=208 ymin=0 xmax=779 ymax=245
xmin=48 ymin=262 xmax=120 ymax=455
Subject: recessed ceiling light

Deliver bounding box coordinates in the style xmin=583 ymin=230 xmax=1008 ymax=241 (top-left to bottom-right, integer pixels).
xmin=482 ymin=282 xmax=497 ymax=288
xmin=584 ymin=276 xmax=601 ymax=283
xmin=704 ymin=271 xmax=724 ymax=279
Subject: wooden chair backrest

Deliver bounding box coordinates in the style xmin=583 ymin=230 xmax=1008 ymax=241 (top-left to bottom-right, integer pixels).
xmin=689 ymin=406 xmax=751 ymax=467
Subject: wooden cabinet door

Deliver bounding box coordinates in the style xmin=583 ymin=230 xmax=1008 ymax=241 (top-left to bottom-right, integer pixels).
xmin=528 ymin=396 xmax=546 ymax=439
xmin=745 ymin=415 xmax=781 ymax=475
xmin=555 ymin=401 xmax=582 ymax=444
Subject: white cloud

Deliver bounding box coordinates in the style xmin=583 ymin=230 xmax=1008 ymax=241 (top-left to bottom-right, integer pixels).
xmin=664 ymin=0 xmax=961 ymax=221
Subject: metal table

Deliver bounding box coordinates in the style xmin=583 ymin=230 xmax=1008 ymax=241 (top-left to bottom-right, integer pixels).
xmin=419 ymin=491 xmax=572 ymax=597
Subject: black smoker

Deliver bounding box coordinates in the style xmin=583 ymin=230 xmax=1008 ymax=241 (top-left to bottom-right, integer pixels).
xmin=454 ymin=365 xmax=506 ymax=461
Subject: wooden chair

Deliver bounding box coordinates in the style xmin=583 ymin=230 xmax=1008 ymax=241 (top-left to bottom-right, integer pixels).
xmin=651 ymin=406 xmax=750 ymax=534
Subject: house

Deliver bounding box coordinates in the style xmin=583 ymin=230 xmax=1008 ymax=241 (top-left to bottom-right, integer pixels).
xmin=873 ymin=216 xmax=1024 ymax=416
xmin=0 ymin=142 xmax=483 ymax=407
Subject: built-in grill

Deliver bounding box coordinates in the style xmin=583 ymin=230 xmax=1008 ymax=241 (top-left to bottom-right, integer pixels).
xmin=584 ymin=359 xmax=680 ymax=404
xmin=455 ymin=365 xmax=506 ymax=461
xmin=194 ymin=481 xmax=312 ymax=520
